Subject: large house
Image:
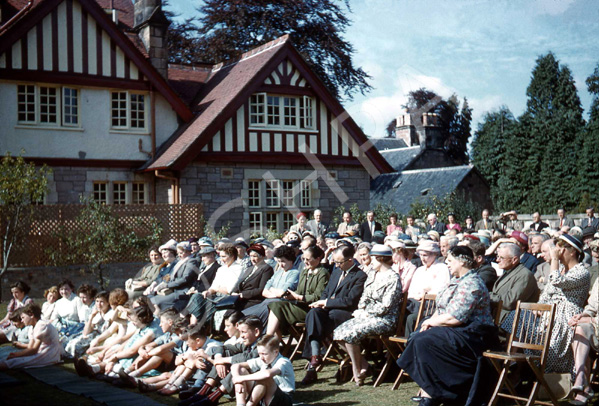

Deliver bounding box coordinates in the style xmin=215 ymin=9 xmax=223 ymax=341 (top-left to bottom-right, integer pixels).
xmin=0 ymin=0 xmax=393 ymax=237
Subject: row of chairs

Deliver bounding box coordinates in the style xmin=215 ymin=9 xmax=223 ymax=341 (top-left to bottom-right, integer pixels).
xmin=280 ymin=295 xmax=561 ymax=406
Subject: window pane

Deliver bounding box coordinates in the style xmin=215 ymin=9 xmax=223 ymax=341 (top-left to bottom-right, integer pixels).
xmin=39 ymin=87 xmax=58 ymax=124
xmin=267 ymin=96 xmax=280 ymax=125
xmin=113 ymin=182 xmax=127 ymax=205
xmin=283 ymin=97 xmax=297 ymax=126
xmin=282 ymin=212 xmax=294 ymax=231
xmin=17 ymin=85 xmax=36 ymax=123
xmin=265 ymin=180 xmax=280 ymax=208
xmin=132 ymin=182 xmax=146 ymax=204
xmin=93 ymin=182 xmax=108 ymax=204
xmin=300 ymin=96 xmax=314 ymax=129
xmin=249 ymin=212 xmax=262 ymax=234
xmin=300 ymin=180 xmax=312 ymax=208
xmin=111 ymin=91 xmax=128 ymax=128
xmin=265 ymin=213 xmax=278 ymax=232
xmin=130 ymin=93 xmax=145 ymax=129
xmin=63 ymin=87 xmax=79 ymax=126
xmin=248 ymin=180 xmax=261 ymax=208
xmin=250 ymin=94 xmax=265 ymax=125
xmin=282 ymin=181 xmax=294 ymax=207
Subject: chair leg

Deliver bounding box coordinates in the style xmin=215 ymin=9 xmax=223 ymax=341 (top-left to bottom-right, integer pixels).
xmin=373 ymin=353 xmax=392 ymax=387
xmin=392 ymin=368 xmax=406 ymax=391
xmin=528 ymin=361 xmax=559 ymax=406
xmin=289 ymin=331 xmax=305 ymax=362
xmin=488 ymin=360 xmax=509 ymax=406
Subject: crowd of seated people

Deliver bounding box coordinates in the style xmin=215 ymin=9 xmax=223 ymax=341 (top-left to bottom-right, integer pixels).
xmin=3 ymin=207 xmax=599 ymax=406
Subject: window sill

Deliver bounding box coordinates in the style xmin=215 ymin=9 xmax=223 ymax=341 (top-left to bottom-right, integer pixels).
xmin=109 ymin=130 xmax=150 ymax=136
xmin=248 ymin=126 xmax=318 ymax=134
xmin=15 ymin=125 xmax=84 ymax=132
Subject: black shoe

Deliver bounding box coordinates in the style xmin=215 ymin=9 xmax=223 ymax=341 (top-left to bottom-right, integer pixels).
xmin=419 ymin=398 xmax=439 ymax=406
xmin=178 ymin=393 xmax=206 ymax=406
xmin=179 ymin=388 xmax=200 ymax=401
xmin=301 ymin=368 xmax=318 ymax=385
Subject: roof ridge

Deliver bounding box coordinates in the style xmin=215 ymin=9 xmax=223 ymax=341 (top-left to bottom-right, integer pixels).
xmin=400 ymin=165 xmax=472 ymax=174
xmin=379 ymin=146 xmax=422 ymax=153
xmin=211 ymin=34 xmax=290 ymax=72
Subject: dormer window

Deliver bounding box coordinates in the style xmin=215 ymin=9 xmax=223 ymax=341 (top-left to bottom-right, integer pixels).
xmin=249 ymin=93 xmax=315 ymax=130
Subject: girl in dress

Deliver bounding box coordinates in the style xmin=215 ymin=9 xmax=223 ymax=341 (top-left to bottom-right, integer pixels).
xmin=0 ymin=281 xmax=34 ymax=344
xmin=41 ymin=286 xmax=59 ymax=320
xmin=0 ymin=303 xmax=62 ymax=370
xmin=64 ymin=291 xmax=113 ymax=358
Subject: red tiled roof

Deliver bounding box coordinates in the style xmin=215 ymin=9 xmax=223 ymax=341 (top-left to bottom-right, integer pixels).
xmin=168 ymin=64 xmax=213 ymax=107
xmin=146 ymin=36 xmax=291 ymax=170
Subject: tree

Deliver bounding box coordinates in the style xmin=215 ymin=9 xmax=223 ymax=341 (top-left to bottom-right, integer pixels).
xmin=168 ymin=0 xmax=371 ymax=100
xmin=0 ymin=153 xmax=51 ymax=301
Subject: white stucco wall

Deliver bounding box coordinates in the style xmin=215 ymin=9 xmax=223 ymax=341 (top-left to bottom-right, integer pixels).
xmin=0 ymin=81 xmax=179 ymax=160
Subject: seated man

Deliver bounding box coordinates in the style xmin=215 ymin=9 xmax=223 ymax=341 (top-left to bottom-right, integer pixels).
xmin=490 ymin=243 xmax=539 ymax=323
xmin=535 ymin=239 xmax=554 ymax=291
xmin=301 ymin=245 xmax=367 ymax=384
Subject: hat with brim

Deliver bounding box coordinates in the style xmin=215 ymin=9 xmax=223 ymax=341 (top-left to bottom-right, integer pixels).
xmin=159 ymin=239 xmax=178 ymax=252
xmin=404 ymin=240 xmax=418 ymax=249
xmin=416 ymin=239 xmax=440 ymax=254
xmin=177 ymin=241 xmax=192 ymax=251
xmin=560 ymin=234 xmax=583 ymax=253
xmin=247 ymin=244 xmax=266 ymax=257
xmin=286 ymin=239 xmax=301 ymax=248
xmin=199 ymin=247 xmax=216 ymax=255
xmin=370 ymin=244 xmax=393 ymax=257
xmin=510 ymin=230 xmax=528 ymax=247
xmin=387 ymin=240 xmax=405 ymax=250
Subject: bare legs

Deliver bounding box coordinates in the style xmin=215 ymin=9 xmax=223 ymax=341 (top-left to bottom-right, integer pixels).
xmin=340 ymin=341 xmax=369 ymax=385
xmin=265 ymin=312 xmax=282 ymax=341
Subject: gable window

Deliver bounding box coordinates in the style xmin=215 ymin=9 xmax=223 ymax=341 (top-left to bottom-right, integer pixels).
xmin=250 ymin=93 xmax=315 ymax=130
xmin=17 ymin=84 xmax=79 ymax=126
xmin=111 ymin=91 xmax=147 ymax=131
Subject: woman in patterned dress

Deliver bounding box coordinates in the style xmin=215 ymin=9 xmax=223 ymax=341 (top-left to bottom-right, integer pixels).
xmin=501 ymin=234 xmax=590 ymax=376
xmin=333 ymin=244 xmax=402 ymax=386
xmin=397 ymin=246 xmax=498 ymax=406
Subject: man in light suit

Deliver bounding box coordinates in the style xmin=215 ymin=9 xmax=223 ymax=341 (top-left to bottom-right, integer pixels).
xmin=581 ymin=207 xmax=599 ymax=231
xmin=301 ymin=245 xmax=367 ymax=384
xmin=555 ymin=208 xmax=575 ymax=230
xmin=306 ymin=209 xmax=328 ymax=238
xmin=359 ymin=210 xmax=382 ymax=243
xmin=490 ymin=243 xmax=539 ymax=323
xmin=475 ymin=209 xmax=497 ymax=232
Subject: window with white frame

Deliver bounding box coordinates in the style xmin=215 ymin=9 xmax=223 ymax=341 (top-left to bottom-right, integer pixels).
xmin=111 ymin=91 xmax=147 ymax=131
xmin=93 ymin=182 xmax=108 ymax=204
xmin=132 ymin=182 xmax=146 ymax=204
xmin=113 ymin=182 xmax=127 ymax=205
xmin=17 ymin=84 xmax=79 ymax=126
xmin=282 ymin=181 xmax=294 ymax=207
xmin=265 ymin=212 xmax=278 ymax=231
xmin=265 ymin=180 xmax=280 ymax=208
xmin=250 ymin=93 xmax=315 ymax=130
xmin=300 ymin=180 xmax=312 ymax=208
xmin=282 ymin=212 xmax=294 ymax=231
xmin=248 ymin=180 xmax=261 ymax=208
xmin=249 ymin=212 xmax=262 ymax=233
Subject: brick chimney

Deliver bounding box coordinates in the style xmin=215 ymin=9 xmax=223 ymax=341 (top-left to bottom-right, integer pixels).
xmin=395 ymin=112 xmax=443 ymax=149
xmin=133 ymin=0 xmax=170 ymax=78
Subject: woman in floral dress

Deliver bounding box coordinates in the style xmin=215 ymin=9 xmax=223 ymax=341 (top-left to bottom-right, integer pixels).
xmin=334 ymin=244 xmax=402 ymax=386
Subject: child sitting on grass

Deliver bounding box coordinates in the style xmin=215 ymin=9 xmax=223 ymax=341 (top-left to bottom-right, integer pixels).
xmin=231 ymin=335 xmax=295 ymax=406
xmin=0 ymin=309 xmax=32 ymax=360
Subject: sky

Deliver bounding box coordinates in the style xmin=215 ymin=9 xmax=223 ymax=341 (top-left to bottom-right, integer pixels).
xmin=165 ymin=0 xmax=599 ymax=139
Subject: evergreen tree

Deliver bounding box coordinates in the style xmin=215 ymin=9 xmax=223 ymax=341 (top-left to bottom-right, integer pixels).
xmin=174 ymin=0 xmax=372 ymax=100
xmin=577 ymin=63 xmax=599 ymax=208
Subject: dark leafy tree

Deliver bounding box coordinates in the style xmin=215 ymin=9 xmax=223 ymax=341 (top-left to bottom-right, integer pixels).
xmin=169 ymin=0 xmax=371 ymax=100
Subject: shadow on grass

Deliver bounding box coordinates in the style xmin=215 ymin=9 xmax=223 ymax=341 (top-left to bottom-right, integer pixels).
xmin=295 ymin=388 xmax=359 ymax=405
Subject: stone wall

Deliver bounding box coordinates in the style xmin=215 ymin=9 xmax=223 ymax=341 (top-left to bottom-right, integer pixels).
xmin=178 ymin=161 xmax=371 ymax=236
xmin=1 ymin=262 xmax=144 ymax=299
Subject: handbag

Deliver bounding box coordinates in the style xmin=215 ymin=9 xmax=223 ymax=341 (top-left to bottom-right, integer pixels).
xmin=210 ymin=295 xmax=239 ymax=310
xmin=538 ymin=372 xmax=571 ymax=400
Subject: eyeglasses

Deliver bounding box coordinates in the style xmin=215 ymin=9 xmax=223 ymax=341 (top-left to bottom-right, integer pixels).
xmin=333 ymin=258 xmax=351 ymax=265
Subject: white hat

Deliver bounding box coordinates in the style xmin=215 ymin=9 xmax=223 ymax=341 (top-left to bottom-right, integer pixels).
xmin=159 ymin=239 xmax=178 ymax=252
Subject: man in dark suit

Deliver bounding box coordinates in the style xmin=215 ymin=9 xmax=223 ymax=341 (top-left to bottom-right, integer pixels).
xmin=581 ymin=207 xmax=599 ymax=231
xmin=306 ymin=209 xmax=328 ymax=238
xmin=529 ymin=212 xmax=549 ymax=232
xmin=301 ymin=245 xmax=367 ymax=384
xmin=359 ymin=210 xmax=382 ymax=243
xmin=425 ymin=213 xmax=445 ymax=233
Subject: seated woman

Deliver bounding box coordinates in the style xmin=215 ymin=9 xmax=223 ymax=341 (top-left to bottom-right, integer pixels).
xmin=49 ymin=279 xmax=81 ymax=333
xmin=501 ymin=234 xmax=589 ymax=375
xmin=0 ymin=281 xmax=34 ymax=345
xmin=64 ymin=290 xmax=113 ymax=359
xmin=389 ymin=240 xmax=418 ymax=293
xmin=446 ymin=213 xmax=462 ymax=232
xmin=86 ymin=289 xmax=130 ymax=359
xmin=0 ymin=309 xmax=32 ymax=360
xmin=242 ymin=245 xmax=301 ymax=328
xmin=125 ymin=246 xmax=164 ymax=299
xmin=228 ymin=244 xmax=274 ymax=312
xmin=397 ymin=246 xmax=499 ymax=406
xmin=144 ymin=240 xmax=178 ymax=296
xmin=76 ymin=284 xmax=97 ymax=323
xmin=0 ymin=303 xmax=62 ymax=370
xmin=333 ymin=244 xmax=402 ymax=386
xmin=356 ymin=243 xmax=373 ymax=273
xmin=41 ymin=286 xmax=59 ymax=321
xmin=266 ymin=246 xmax=330 ymax=340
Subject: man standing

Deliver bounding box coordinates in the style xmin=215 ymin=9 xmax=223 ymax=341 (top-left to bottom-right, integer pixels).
xmin=555 ymin=208 xmax=575 ymax=229
xmin=405 ymin=215 xmax=421 ymax=241
xmin=336 ymin=211 xmax=359 ymax=237
xmin=359 ymin=210 xmax=382 ymax=243
xmin=301 ymin=245 xmax=367 ymax=384
xmin=425 ymin=213 xmax=445 ymax=233
xmin=529 ymin=212 xmax=549 ymax=232
xmin=306 ymin=209 xmax=328 ymax=238
xmin=581 ymin=207 xmax=599 ymax=232
xmin=475 ymin=209 xmax=496 ymax=232
xmin=490 ymin=243 xmax=540 ymax=323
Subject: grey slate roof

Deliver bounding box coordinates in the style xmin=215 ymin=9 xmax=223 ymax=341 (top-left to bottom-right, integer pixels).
xmin=370 ymin=137 xmax=408 ymax=151
xmin=370 ymin=165 xmax=474 ymax=214
xmin=378 ymin=146 xmax=422 ymax=172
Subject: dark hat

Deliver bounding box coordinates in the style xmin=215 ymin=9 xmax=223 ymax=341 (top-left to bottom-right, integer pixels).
xmin=510 ymin=230 xmax=528 ymax=247
xmin=235 ymin=238 xmax=249 ymax=249
xmin=582 ymin=227 xmax=595 ymax=240
xmin=286 ymin=239 xmax=301 ymax=248
xmin=325 ymin=232 xmax=340 ymax=240
xmin=247 ymin=244 xmax=266 ymax=257
xmin=370 ymin=244 xmax=393 ymax=257
xmin=188 ymin=237 xmax=199 ymax=243
xmin=296 ymin=212 xmax=307 ymax=220
xmin=560 ymin=234 xmax=583 ymax=253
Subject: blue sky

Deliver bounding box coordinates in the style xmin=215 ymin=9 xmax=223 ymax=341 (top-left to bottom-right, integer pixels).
xmin=165 ymin=0 xmax=599 ymax=138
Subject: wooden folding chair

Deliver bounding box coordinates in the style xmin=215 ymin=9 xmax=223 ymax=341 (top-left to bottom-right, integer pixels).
xmin=483 ymin=301 xmax=558 ymax=406
xmin=391 ymin=293 xmax=437 ymax=390
xmin=490 ymin=300 xmax=503 ymax=326
xmin=373 ymin=292 xmax=408 ymax=387
xmin=281 ymin=322 xmax=306 ymax=361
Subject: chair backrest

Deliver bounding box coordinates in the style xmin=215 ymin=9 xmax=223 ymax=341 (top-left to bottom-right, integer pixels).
xmin=490 ymin=300 xmax=503 ymax=325
xmin=415 ymin=294 xmax=437 ymax=327
xmin=392 ymin=292 xmax=409 ymax=336
xmin=507 ymin=301 xmax=556 ymax=366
